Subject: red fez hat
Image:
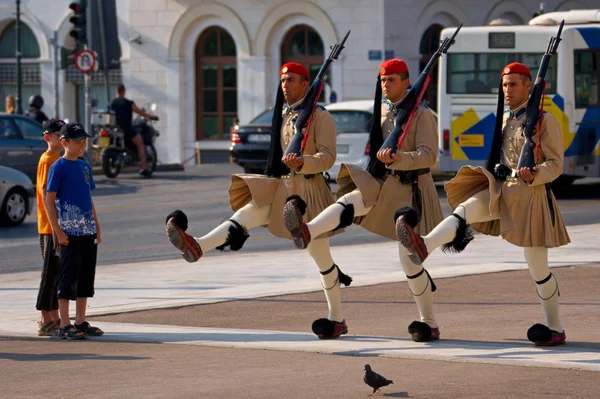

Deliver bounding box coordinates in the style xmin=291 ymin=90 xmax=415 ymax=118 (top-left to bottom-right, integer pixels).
xmin=379 ymin=59 xmax=408 ymax=76
xmin=280 ymin=62 xmax=310 ymax=80
xmin=501 ymin=62 xmax=531 ymax=78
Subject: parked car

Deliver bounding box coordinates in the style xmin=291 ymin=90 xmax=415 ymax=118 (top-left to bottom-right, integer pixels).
xmin=0 ymin=165 xmax=35 ymax=227
xmin=0 ymin=113 xmax=45 ymax=183
xmin=326 ymin=100 xmax=372 ymax=180
xmin=230 ymin=108 xmax=273 ymax=174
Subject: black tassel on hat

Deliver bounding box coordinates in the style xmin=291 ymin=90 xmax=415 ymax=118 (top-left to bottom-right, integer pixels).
xmin=441 ymin=213 xmax=474 ymax=253
xmin=366 ymin=75 xmax=386 ymax=179
xmin=265 ymin=85 xmax=290 ymax=178
xmin=486 ymin=80 xmax=506 ymax=173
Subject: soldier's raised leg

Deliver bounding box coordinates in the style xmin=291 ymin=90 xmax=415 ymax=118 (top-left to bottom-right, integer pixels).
xmin=394 ymin=189 xmax=496 ymax=264
xmin=284 ymin=189 xmax=373 ymax=249
xmin=165 ymin=201 xmax=270 ymax=262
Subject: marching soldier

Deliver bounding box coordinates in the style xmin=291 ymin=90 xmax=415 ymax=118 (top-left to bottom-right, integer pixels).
xmin=165 ymin=62 xmax=352 ymax=339
xmin=283 ymin=59 xmax=444 ymax=342
xmin=396 ymin=62 xmax=570 ymax=346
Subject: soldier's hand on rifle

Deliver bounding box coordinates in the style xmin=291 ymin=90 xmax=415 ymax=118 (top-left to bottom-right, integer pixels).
xmin=377 ymin=148 xmax=400 ymax=164
xmin=517 ymin=166 xmax=538 ymax=184
xmin=282 ymin=153 xmax=304 ymax=171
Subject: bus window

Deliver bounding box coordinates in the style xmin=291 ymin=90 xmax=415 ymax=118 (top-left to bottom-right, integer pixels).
xmin=574 ymin=50 xmax=600 ymax=108
xmin=447 ymin=53 xmax=557 ymax=94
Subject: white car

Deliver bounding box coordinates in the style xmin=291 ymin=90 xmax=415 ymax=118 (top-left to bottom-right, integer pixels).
xmin=326 ymin=100 xmax=373 ymax=181
xmin=326 ymin=100 xmax=452 ymax=182
xmin=0 ymin=165 xmax=35 ymax=227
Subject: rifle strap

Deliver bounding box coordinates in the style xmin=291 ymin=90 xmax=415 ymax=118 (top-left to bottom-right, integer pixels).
xmin=300 ymin=82 xmax=325 ymax=152
xmin=535 ymin=81 xmax=547 ymax=163
xmin=397 ymin=76 xmax=430 ymax=149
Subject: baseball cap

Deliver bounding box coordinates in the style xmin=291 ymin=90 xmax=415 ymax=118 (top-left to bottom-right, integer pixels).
xmin=59 ymin=122 xmax=91 ymax=140
xmin=42 ymin=118 xmax=66 ymax=135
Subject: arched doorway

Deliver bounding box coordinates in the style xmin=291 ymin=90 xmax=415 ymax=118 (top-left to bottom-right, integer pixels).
xmin=419 ymin=24 xmax=443 ymax=112
xmin=0 ymin=21 xmax=41 ymax=112
xmin=280 ymin=25 xmax=326 ymax=102
xmin=195 ymin=26 xmax=237 ymax=140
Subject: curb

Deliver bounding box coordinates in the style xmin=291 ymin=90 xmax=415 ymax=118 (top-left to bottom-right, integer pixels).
xmin=92 ymin=163 xmax=184 ymax=175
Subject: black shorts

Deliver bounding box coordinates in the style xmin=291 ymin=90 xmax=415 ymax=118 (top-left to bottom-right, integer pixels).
xmin=36 ymin=234 xmax=60 ymax=311
xmin=57 ymin=234 xmax=98 ymax=301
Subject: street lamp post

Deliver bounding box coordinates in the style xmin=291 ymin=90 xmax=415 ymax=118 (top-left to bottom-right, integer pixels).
xmin=15 ymin=0 xmax=23 ymax=115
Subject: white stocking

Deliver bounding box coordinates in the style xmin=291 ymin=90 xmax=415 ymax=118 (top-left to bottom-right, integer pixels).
xmin=524 ymin=247 xmax=563 ymax=333
xmin=399 ymin=245 xmax=437 ymax=328
xmin=194 ymin=201 xmax=271 ymax=252
xmin=424 ymin=189 xmax=498 ymax=253
xmin=307 ymin=189 xmax=372 ymax=237
xmin=308 ymin=238 xmax=344 ymax=322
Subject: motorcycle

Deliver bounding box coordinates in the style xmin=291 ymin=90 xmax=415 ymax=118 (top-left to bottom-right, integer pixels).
xmin=93 ymin=103 xmax=160 ymax=178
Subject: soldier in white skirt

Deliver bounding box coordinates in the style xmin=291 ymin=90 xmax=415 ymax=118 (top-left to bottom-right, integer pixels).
xmin=165 ymin=62 xmax=353 ymax=340
xmin=396 ymin=62 xmax=570 ymax=346
xmin=283 ymin=59 xmax=445 ymax=342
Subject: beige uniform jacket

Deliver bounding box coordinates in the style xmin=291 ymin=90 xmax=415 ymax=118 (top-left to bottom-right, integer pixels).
xmin=445 ymin=102 xmax=570 ymax=247
xmin=337 ymin=102 xmax=444 ymax=240
xmin=228 ymin=103 xmax=338 ymax=239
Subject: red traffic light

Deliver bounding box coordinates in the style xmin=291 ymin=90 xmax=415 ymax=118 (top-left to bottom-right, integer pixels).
xmin=69 ymin=1 xmax=85 ymax=12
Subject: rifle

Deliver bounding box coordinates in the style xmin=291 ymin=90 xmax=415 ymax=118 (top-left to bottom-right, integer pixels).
xmin=283 ymin=30 xmax=351 ymax=157
xmin=516 ymin=20 xmax=564 ymax=171
xmin=379 ymin=24 xmax=462 ymax=153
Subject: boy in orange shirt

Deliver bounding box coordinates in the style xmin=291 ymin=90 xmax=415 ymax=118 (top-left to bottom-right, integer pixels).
xmin=35 ymin=118 xmax=65 ymax=336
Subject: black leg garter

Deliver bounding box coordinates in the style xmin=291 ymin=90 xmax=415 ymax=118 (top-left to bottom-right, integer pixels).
xmin=535 ymin=272 xmax=560 ymax=300
xmin=333 ymin=202 xmax=354 ymax=232
xmin=406 ymin=268 xmax=437 ymax=295
xmin=441 ymin=210 xmax=474 ymax=254
xmin=320 ymin=264 xmax=353 ymax=289
xmin=215 ymin=219 xmax=250 ymax=251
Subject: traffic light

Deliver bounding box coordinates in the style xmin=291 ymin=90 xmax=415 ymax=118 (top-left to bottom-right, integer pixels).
xmin=68 ymin=0 xmax=87 ymax=45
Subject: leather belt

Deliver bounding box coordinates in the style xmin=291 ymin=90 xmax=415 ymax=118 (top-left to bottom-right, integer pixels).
xmin=493 ymin=164 xmax=555 ymax=227
xmin=386 ymin=168 xmax=430 ymax=222
xmin=386 ymin=168 xmax=430 ymax=185
xmin=281 ymin=172 xmax=323 ymax=180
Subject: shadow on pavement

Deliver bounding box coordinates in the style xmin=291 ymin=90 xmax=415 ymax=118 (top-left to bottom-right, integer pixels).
xmin=0 ymin=352 xmax=151 ymax=362
xmin=383 ymin=392 xmax=413 ymax=398
xmin=0 ymin=222 xmax=37 ymax=239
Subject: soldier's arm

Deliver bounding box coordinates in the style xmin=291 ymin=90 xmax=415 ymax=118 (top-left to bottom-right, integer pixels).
xmin=529 ymin=113 xmax=563 ymax=186
xmin=297 ymin=110 xmax=336 ymax=174
xmin=387 ymin=107 xmax=438 ymax=170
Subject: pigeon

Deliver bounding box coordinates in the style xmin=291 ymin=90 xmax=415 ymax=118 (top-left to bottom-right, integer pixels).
xmin=363 ymin=364 xmax=394 ymax=396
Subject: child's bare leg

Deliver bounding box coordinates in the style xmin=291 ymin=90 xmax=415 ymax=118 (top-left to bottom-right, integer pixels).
xmin=75 ymin=297 xmax=87 ymax=325
xmin=59 ymin=299 xmax=70 ymax=328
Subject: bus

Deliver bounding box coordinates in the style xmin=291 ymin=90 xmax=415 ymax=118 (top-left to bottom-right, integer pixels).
xmin=437 ymin=9 xmax=600 ymax=184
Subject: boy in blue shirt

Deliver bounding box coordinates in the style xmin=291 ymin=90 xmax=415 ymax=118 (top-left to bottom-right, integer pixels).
xmin=44 ymin=123 xmax=103 ymax=339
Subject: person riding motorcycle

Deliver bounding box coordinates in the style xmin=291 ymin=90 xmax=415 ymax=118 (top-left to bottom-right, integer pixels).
xmin=25 ymin=94 xmax=49 ymax=124
xmin=110 ymin=84 xmax=159 ymax=177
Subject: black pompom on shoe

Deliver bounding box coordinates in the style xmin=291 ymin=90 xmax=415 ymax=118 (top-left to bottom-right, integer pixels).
xmin=165 ymin=210 xmax=188 ymax=231
xmin=394 ymin=206 xmax=419 ymax=228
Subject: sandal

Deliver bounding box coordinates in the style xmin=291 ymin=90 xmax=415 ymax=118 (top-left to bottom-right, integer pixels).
xmin=37 ymin=320 xmax=59 ymax=337
xmin=58 ymin=324 xmax=86 ymax=340
xmin=75 ymin=321 xmax=104 ymax=336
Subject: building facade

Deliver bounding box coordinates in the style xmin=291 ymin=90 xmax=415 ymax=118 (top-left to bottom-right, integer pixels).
xmin=0 ymin=0 xmax=594 ymax=165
